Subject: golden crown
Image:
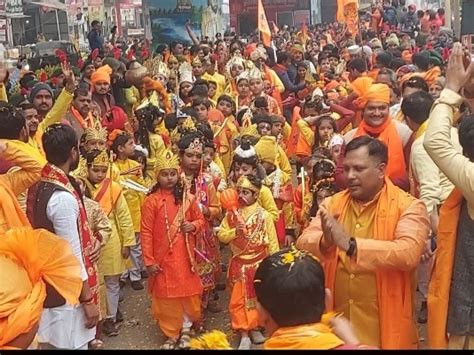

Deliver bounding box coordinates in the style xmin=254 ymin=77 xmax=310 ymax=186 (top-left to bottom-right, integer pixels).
xmin=91 ymin=150 xmax=111 ymax=168
xmin=84 ymin=126 xmax=108 ymax=143
xmin=144 ymin=54 xmax=170 ymax=80
xmin=236 ymin=175 xmax=260 ymax=193
xmin=240 ymin=123 xmax=260 ymax=139
xmin=155 ymin=149 xmax=180 ymax=172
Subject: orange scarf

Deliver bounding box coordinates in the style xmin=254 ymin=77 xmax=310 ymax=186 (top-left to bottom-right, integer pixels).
xmin=355 ymin=118 xmax=407 ymax=182
xmin=427 ymin=188 xmax=463 ymax=349
xmin=0 ymin=180 xmax=30 ymax=232
xmin=264 ymin=323 xmax=344 ymax=350
xmin=325 ymin=179 xmax=418 ymax=349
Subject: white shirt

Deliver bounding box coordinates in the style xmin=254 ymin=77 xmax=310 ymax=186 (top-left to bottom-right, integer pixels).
xmin=38 ymin=190 xmax=95 ymax=349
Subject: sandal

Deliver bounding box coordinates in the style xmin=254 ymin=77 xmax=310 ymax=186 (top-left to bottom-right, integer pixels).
xmin=160 ymin=338 xmax=177 ymax=350
xmin=89 ymin=339 xmax=105 ymax=350
xmin=177 ymin=331 xmax=192 ymax=350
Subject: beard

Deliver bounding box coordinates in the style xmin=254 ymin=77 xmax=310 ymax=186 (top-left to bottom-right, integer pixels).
xmin=70 ymin=153 xmax=80 ymax=171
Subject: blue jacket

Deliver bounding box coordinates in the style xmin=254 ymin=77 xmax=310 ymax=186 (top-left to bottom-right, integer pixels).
xmin=87 ymin=30 xmax=104 ymax=51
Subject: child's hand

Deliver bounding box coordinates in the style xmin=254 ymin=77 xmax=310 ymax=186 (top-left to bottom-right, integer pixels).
xmin=330 ymin=316 xmax=359 ymax=345
xmin=181 ymin=222 xmax=196 ymax=233
xmin=147 ymin=264 xmax=161 ymax=276
xmin=121 ymin=246 xmax=130 ymax=259
xmin=236 ymin=222 xmax=246 ymax=235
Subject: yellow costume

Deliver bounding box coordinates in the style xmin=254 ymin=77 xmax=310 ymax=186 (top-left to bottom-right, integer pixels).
xmin=218 ymin=177 xmax=279 ymax=331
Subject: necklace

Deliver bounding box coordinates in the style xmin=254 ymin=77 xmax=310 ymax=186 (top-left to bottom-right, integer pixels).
xmin=163 ymin=200 xmax=176 ymax=251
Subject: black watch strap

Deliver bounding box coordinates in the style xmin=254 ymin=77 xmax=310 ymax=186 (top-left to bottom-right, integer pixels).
xmin=346 ymin=237 xmax=357 ymax=257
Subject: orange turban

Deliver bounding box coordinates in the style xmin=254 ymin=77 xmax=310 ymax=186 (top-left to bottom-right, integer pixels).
xmin=208 ymin=108 xmax=225 ymax=125
xmin=91 ymin=64 xmax=112 ymax=85
xmin=0 ymin=227 xmax=82 ymax=349
xmin=355 ymin=83 xmax=391 ymax=108
xmin=141 ymin=76 xmax=172 ymax=114
xmin=350 ymin=76 xmax=374 ymax=97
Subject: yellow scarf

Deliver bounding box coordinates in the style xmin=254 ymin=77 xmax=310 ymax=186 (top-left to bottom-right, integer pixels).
xmin=415 ymin=119 xmax=429 ymax=140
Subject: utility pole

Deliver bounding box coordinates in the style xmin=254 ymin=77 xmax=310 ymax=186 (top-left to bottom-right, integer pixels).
xmin=445 ymin=0 xmax=451 ymax=29
xmin=453 ymin=0 xmax=461 ymax=38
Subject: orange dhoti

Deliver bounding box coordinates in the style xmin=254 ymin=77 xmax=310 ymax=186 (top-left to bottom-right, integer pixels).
xmin=229 ymin=281 xmax=259 ymax=331
xmin=151 ymin=295 xmax=202 ymax=339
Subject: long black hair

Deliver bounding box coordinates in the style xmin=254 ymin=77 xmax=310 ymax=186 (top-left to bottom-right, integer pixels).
xmin=148 ymin=171 xmax=184 ymax=205
xmin=308 ymin=159 xmax=338 ymax=217
xmin=135 ymin=104 xmax=164 ymax=155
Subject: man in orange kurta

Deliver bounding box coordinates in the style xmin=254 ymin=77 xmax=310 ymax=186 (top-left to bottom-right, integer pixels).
xmin=297 ymin=136 xmax=430 ymax=349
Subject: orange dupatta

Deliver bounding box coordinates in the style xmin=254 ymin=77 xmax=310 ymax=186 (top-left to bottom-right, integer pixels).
xmin=264 ymin=323 xmax=344 ymax=350
xmin=0 ymin=180 xmax=30 ymax=233
xmin=354 ymin=118 xmax=407 ymax=182
xmin=324 ymin=179 xmax=417 ymax=349
xmin=427 ymin=188 xmax=463 ymax=349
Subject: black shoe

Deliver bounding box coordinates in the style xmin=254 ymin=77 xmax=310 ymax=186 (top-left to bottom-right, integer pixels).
xmin=418 ymin=301 xmax=427 ymax=324
xmin=141 ymin=270 xmax=148 ymax=279
xmin=103 ymin=319 xmax=119 ymax=337
xmin=116 ymin=308 xmax=124 ymax=323
xmin=131 ymin=280 xmax=144 ymax=290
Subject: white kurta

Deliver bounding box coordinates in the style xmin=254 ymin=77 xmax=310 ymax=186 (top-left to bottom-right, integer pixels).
xmin=37 ymin=191 xmax=95 ymax=349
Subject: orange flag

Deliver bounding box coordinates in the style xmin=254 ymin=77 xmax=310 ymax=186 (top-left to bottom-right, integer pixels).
xmin=258 ymin=0 xmax=272 ymax=47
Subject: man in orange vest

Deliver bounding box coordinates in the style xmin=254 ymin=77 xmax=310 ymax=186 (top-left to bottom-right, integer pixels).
xmin=297 ymin=136 xmax=430 ymax=349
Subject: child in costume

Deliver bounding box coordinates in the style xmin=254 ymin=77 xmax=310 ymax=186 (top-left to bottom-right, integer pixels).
xmin=110 ymin=130 xmax=147 ymax=291
xmin=141 ymin=149 xmax=206 ymax=350
xmin=82 ymin=149 xmax=136 ymax=337
xmin=177 ymin=131 xmax=222 ymax=314
xmin=254 ymin=247 xmax=372 ymax=349
xmin=254 ymin=135 xmax=295 ymax=247
xmin=134 ymin=103 xmax=167 ymax=183
xmin=218 ymin=175 xmax=279 ymax=350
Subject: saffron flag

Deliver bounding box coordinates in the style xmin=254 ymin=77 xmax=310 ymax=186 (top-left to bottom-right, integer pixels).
xmin=258 ymin=0 xmax=272 ymax=47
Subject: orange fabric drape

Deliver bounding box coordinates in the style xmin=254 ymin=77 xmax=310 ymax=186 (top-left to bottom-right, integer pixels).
xmin=0 ymin=181 xmax=30 ymax=233
xmin=427 ymin=188 xmax=463 ymax=349
xmin=229 ymin=280 xmax=260 ymax=331
xmin=0 ymin=227 xmax=82 ymax=348
xmin=264 ymin=323 xmax=344 ymax=350
xmin=400 ymin=67 xmax=441 ymax=87
xmin=324 ymin=179 xmax=418 ymax=349
xmin=354 ymin=119 xmax=407 ymax=182
xmin=287 ymin=106 xmax=302 ymax=158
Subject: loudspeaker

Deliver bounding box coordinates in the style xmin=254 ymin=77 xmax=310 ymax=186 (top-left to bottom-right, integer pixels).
xmin=462 ymin=0 xmax=474 ymax=36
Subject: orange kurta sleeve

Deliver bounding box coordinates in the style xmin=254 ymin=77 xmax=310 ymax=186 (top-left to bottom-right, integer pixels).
xmin=140 ymin=195 xmax=157 ymax=267
xmin=350 ymin=200 xmax=429 ymax=272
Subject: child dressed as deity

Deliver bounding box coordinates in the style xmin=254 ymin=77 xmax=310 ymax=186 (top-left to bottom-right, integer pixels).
xmin=111 ymin=130 xmax=147 ymax=291
xmin=218 ymin=175 xmax=279 ymax=350
xmin=141 ymin=149 xmax=206 ymax=350
xmin=82 ymin=149 xmax=136 ymax=337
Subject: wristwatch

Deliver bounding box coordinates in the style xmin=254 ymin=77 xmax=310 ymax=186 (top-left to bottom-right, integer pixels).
xmin=346 ymin=237 xmax=357 ymax=257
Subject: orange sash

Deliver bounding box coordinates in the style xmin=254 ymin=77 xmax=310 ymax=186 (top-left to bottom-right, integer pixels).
xmin=287 ymin=106 xmax=301 ymax=158
xmin=0 ymin=180 xmax=30 ymax=232
xmin=354 ymin=118 xmax=407 ymax=182
xmin=427 ymin=188 xmax=463 ymax=349
xmin=264 ymin=323 xmax=344 ymax=350
xmin=94 ymin=179 xmax=122 ymax=216
xmin=325 ymin=179 xmax=417 ymax=349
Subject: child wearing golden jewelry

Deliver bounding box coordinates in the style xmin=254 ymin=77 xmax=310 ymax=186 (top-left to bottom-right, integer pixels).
xmin=81 ymin=149 xmax=136 ymax=337
xmin=141 ymin=149 xmax=206 ymax=350
xmin=218 ymin=175 xmax=279 ymax=350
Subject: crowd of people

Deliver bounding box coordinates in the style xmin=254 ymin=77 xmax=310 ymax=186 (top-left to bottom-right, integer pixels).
xmin=0 ymin=0 xmax=473 ymax=350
